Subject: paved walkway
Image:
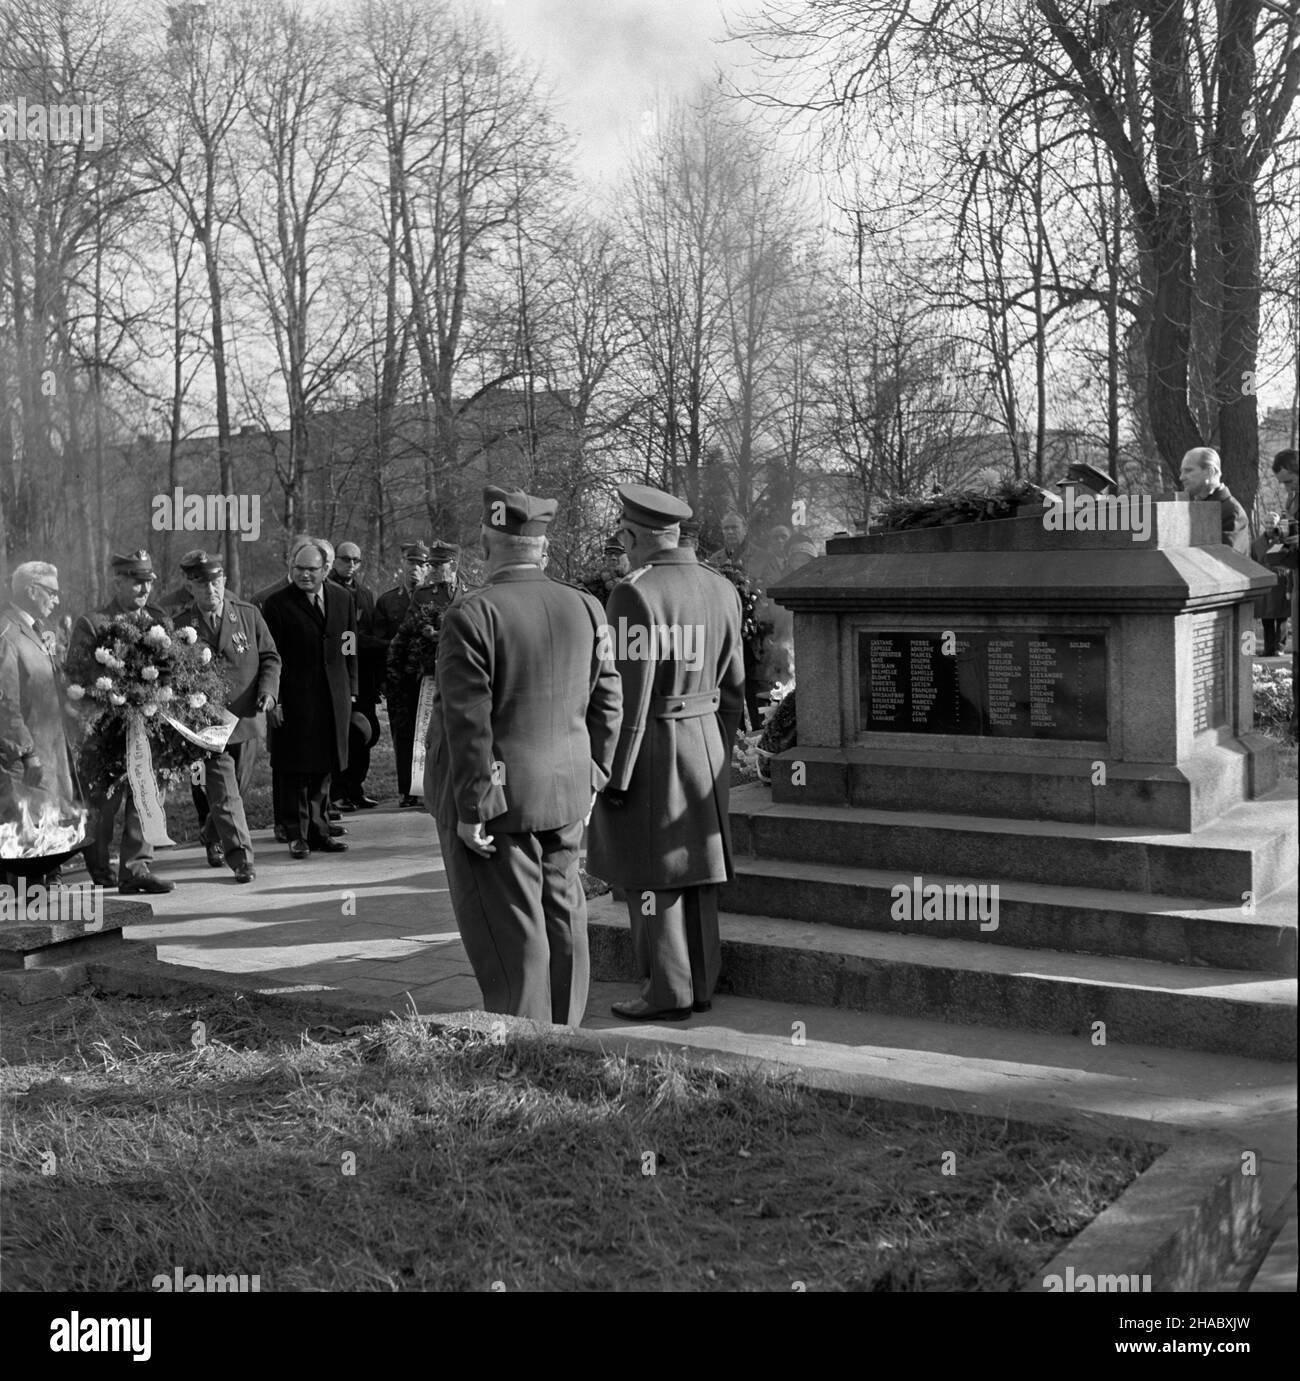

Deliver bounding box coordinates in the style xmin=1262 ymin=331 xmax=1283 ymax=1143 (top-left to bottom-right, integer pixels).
xmin=102 ymin=802 xmax=1296 ymax=1292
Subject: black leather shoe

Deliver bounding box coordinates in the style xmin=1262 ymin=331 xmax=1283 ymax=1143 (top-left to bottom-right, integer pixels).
xmin=89 ymin=869 xmax=118 ymax=888
xmin=351 ymin=795 xmax=379 ymax=809
xmin=328 ymin=823 xmax=348 ymax=836
xmin=273 ymin=824 xmax=289 ymax=843
xmin=333 ymin=798 xmax=357 ymax=813
xmin=119 ymin=872 xmax=175 ymax=895
xmin=692 ymin=1000 xmax=712 ymax=1013
xmin=399 ymin=794 xmax=421 ymax=808
xmin=327 ymin=807 xmax=342 ymax=822
xmin=310 ymin=837 xmax=349 ymax=853
xmin=233 ymin=864 xmax=255 ymax=883
xmin=611 ymin=998 xmax=692 ymax=1023
xmin=205 ymin=842 xmax=225 ymax=868
xmin=288 ymin=839 xmax=309 ymax=860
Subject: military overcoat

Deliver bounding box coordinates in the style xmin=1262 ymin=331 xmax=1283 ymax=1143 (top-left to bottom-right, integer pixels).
xmin=426 ymin=567 xmax=622 ymax=833
xmin=0 ymin=604 xmax=77 ymax=803
xmin=587 ymin=547 xmax=745 ymax=890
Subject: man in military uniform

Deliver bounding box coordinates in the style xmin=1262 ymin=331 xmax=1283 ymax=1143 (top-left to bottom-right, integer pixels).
xmin=328 ymin=541 xmax=383 ymax=810
xmin=374 ymin=541 xmax=433 ymax=805
xmin=426 ymin=487 xmax=622 ymax=1025
xmin=65 ymin=550 xmax=175 ymax=894
xmin=588 ymin=485 xmax=745 ymax=1021
xmin=171 ymin=551 xmax=280 ymax=883
xmin=386 ymin=542 xmax=459 ymax=807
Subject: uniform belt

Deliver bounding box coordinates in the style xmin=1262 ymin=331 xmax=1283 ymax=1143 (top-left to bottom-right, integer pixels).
xmin=651 ymin=689 xmax=721 ymax=719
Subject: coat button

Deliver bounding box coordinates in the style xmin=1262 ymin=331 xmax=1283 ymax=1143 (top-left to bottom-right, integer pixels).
xmin=674 ymin=702 xmax=684 ymax=711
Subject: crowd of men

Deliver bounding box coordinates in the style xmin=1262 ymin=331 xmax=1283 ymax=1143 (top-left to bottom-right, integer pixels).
xmin=2 ymin=446 xmax=1295 ymax=1026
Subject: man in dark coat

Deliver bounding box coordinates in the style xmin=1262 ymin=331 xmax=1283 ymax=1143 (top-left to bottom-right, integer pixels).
xmin=328 ymin=541 xmax=383 ymax=810
xmin=260 ymin=536 xmax=356 ymax=858
xmin=65 ymin=550 xmax=175 ymax=893
xmin=388 ymin=542 xmax=459 ymax=806
xmin=425 ymin=487 xmax=622 ymax=1026
xmin=588 ymin=485 xmax=746 ymax=1022
xmin=1180 ymin=447 xmax=1250 ymax=555
xmin=171 ymin=551 xmax=280 ymax=883
xmin=374 ymin=541 xmax=434 ymax=804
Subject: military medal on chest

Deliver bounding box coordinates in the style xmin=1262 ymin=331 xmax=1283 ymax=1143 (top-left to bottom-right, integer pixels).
xmin=230 ymin=613 xmax=248 ymax=655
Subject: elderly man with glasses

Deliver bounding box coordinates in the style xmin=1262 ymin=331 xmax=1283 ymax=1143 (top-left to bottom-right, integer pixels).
xmin=328 ymin=541 xmax=384 ymax=810
xmin=1 ymin=563 xmax=79 ymax=865
xmin=260 ymin=536 xmax=358 ymax=858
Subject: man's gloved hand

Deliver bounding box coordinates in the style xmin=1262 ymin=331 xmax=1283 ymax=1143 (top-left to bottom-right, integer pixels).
xmin=602 ymin=787 xmax=627 ymax=809
xmin=256 ymin=693 xmax=275 ymax=714
xmin=265 ymin=705 xmax=284 ymax=729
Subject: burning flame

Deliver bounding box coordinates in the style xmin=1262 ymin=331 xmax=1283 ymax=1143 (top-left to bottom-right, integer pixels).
xmin=0 ymin=799 xmax=88 ymax=859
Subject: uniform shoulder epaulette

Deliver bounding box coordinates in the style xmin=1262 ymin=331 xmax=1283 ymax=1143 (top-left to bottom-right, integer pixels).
xmin=619 ymin=565 xmax=650 ymax=585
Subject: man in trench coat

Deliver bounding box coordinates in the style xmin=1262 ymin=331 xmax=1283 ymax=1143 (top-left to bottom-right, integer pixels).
xmin=260 ymin=536 xmax=356 ymax=857
xmin=425 ymin=486 xmax=622 ymax=1025
xmin=1 ymin=562 xmax=79 ymax=885
xmin=587 ymin=484 xmax=745 ymax=1021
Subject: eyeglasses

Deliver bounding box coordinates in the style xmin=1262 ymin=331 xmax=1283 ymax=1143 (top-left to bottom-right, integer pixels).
xmin=293 ymin=564 xmax=323 ymax=574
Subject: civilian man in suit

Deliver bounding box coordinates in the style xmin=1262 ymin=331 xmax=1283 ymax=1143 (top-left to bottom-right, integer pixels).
xmin=426 ymin=487 xmax=622 ymax=1025
xmin=588 ymin=485 xmax=746 ymax=1021
xmin=1180 ymin=447 xmax=1250 ymax=555
xmin=65 ymin=550 xmax=175 ymax=894
xmin=328 ymin=541 xmax=383 ymax=810
xmin=260 ymin=536 xmax=356 ymax=858
xmin=171 ymin=551 xmax=280 ymax=883
xmin=1 ymin=562 xmax=78 ymax=886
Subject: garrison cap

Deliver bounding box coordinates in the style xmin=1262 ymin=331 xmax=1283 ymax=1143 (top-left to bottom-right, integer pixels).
xmin=1057 ymin=461 xmax=1117 ymax=495
xmin=401 ymin=541 xmax=432 ymax=562
xmin=429 ymin=541 xmax=460 ymax=563
xmin=180 ymin=549 xmax=224 ymax=580
xmin=111 ymin=549 xmax=155 ymax=579
xmin=617 ymin=484 xmax=692 ymax=529
xmin=483 ymin=485 xmax=557 ymax=535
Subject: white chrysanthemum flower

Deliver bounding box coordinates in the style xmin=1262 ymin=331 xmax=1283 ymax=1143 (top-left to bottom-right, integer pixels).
xmin=94 ymin=647 xmax=112 ymax=664
xmin=140 ymin=665 xmax=160 ymax=681
xmin=175 ymin=626 xmax=198 ymax=644
xmin=158 ymin=686 xmax=175 ymax=702
xmin=142 ymin=703 xmax=158 ymax=716
xmin=94 ymin=676 xmax=114 ymax=691
xmin=188 ymin=692 xmax=207 ymax=709
xmin=109 ymin=693 xmax=127 ymax=706
xmin=66 ymin=684 xmax=85 ymax=700
xmin=143 ymin=625 xmax=170 ymax=648
xmin=198 ymin=646 xmax=212 ymax=664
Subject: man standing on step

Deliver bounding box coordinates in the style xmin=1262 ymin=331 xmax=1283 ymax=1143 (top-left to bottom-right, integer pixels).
xmin=428 ymin=487 xmax=621 ymax=1025
xmin=171 ymin=550 xmax=280 ymax=884
xmin=588 ymin=485 xmax=745 ymax=1022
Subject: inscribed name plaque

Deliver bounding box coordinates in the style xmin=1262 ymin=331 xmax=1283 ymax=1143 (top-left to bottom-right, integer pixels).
xmin=858 ymin=631 xmax=1107 ymax=741
xmin=1190 ymin=612 xmax=1227 ymax=731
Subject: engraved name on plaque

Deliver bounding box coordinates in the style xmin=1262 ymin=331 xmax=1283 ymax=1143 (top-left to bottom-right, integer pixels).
xmin=858 ymin=631 xmax=1107 ymax=741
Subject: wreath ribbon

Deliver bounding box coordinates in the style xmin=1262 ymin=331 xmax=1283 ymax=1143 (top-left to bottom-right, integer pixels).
xmin=126 ymin=716 xmax=175 ymax=846
xmin=410 ymin=675 xmax=438 ymax=789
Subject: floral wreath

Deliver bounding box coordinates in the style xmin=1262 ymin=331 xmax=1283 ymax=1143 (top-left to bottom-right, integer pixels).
xmin=64 ymin=611 xmax=228 ymax=797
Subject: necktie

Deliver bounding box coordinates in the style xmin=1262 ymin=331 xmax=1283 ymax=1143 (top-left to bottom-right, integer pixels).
xmin=314 ymin=594 xmax=324 ymax=616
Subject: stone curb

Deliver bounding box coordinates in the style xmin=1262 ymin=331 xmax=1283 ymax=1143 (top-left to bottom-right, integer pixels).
xmin=46 ymin=953 xmax=1269 ymax=1293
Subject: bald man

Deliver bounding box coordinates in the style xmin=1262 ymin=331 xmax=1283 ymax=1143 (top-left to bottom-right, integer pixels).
xmin=1179 ymin=447 xmax=1250 ymax=555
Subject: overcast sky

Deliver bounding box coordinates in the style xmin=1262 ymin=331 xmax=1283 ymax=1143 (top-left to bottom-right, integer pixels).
xmin=478 ymin=0 xmax=749 ymax=184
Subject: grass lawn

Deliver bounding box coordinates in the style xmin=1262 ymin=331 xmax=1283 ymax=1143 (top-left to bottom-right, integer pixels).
xmin=2 ymin=990 xmax=1159 ymax=1292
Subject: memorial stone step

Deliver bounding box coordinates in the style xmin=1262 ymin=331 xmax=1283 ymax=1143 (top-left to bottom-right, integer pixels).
xmin=585 ymin=898 xmax=1296 ymax=1062
xmin=731 ymin=783 xmax=1299 ymax=904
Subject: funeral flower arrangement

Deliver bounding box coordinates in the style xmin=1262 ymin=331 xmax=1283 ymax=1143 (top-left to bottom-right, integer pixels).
xmin=579 ymin=555 xmax=625 ymax=602
xmin=876 ymin=478 xmax=1051 ymax=531
xmin=388 ymin=594 xmax=452 ymax=681
xmin=64 ymin=613 xmax=228 ymax=796
xmin=717 ymin=562 xmax=775 ymax=660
